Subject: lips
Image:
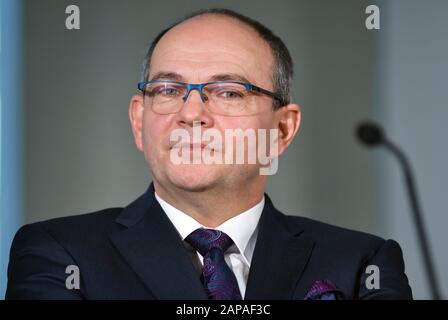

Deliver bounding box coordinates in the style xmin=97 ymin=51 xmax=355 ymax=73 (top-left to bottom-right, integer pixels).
xmin=176 ymin=143 xmax=207 ymax=150
xmin=171 ymin=142 xmax=218 ymax=152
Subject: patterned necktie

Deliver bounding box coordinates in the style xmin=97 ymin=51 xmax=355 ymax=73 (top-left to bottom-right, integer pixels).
xmin=185 ymin=228 xmax=242 ymax=300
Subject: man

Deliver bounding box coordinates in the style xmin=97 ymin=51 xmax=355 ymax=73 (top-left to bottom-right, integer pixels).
xmin=6 ymin=8 xmax=412 ymax=300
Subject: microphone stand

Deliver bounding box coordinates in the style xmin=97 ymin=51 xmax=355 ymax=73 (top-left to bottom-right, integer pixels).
xmin=382 ymin=139 xmax=441 ymax=300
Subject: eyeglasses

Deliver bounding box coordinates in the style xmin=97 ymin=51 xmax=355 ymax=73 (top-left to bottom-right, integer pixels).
xmin=137 ymin=80 xmax=283 ymax=116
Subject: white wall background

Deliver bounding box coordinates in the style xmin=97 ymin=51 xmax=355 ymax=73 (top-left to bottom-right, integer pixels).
xmin=373 ymin=0 xmax=448 ymax=299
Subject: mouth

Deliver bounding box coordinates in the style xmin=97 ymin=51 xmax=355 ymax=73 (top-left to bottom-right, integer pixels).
xmin=171 ymin=142 xmax=219 ymax=152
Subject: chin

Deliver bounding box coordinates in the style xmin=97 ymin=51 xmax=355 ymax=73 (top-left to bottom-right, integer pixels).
xmin=166 ymin=164 xmax=223 ymax=192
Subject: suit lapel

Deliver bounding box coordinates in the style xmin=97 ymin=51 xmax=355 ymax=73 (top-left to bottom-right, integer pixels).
xmin=245 ymin=196 xmax=315 ymax=299
xmin=108 ymin=185 xmax=314 ymax=300
xmin=108 ymin=184 xmax=207 ymax=299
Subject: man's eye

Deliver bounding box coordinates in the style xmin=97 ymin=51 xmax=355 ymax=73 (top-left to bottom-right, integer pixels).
xmin=147 ymin=85 xmax=182 ymax=97
xmin=216 ymin=90 xmax=244 ymax=99
xmin=158 ymin=87 xmax=181 ymax=96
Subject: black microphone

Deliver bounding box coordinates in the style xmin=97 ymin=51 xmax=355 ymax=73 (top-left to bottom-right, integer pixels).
xmin=356 ymin=121 xmax=442 ymax=300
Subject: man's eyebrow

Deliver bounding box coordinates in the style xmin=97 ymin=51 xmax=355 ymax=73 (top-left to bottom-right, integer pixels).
xmin=209 ymin=73 xmax=252 ymax=83
xmin=149 ymin=72 xmax=252 ymax=84
xmin=150 ymin=72 xmax=184 ymax=81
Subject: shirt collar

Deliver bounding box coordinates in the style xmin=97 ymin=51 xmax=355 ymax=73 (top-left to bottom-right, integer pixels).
xmin=154 ymin=191 xmax=264 ymax=266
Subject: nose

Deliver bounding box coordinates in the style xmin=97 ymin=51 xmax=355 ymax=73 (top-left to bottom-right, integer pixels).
xmin=176 ymin=88 xmax=211 ymax=128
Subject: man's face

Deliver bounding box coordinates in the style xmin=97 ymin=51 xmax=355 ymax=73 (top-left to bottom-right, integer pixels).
xmin=130 ymin=15 xmax=299 ymax=194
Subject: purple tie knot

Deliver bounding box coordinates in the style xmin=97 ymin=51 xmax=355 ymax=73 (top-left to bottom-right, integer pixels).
xmin=185 ymin=228 xmax=234 ymax=256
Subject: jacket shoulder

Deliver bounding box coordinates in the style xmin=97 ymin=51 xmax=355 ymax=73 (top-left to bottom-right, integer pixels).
xmin=6 ymin=208 xmax=124 ymax=299
xmin=13 ymin=207 xmax=124 ymax=251
xmin=34 ymin=207 xmax=123 ymax=229
xmin=283 ymin=214 xmax=386 ymax=249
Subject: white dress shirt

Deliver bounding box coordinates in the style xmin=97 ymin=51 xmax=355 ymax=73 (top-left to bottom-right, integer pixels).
xmin=154 ymin=192 xmax=264 ymax=298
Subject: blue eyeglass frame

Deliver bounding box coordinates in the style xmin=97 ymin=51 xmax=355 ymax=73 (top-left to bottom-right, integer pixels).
xmin=137 ymin=80 xmax=284 ymax=105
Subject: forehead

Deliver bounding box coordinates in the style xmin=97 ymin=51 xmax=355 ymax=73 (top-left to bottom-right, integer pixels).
xmin=149 ymin=14 xmax=274 ymax=87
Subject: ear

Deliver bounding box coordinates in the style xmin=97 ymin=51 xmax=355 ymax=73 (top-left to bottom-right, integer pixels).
xmin=275 ymin=103 xmax=301 ymax=157
xmin=129 ymin=95 xmax=145 ymax=152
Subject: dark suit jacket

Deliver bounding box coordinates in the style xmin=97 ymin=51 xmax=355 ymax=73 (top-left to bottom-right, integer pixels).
xmin=6 ymin=184 xmax=412 ymax=299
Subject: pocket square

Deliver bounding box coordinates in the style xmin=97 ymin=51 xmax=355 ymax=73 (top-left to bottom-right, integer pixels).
xmin=304 ymin=280 xmax=344 ymax=300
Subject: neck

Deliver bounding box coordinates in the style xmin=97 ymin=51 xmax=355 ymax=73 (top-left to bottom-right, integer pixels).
xmin=153 ymin=180 xmax=265 ymax=228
